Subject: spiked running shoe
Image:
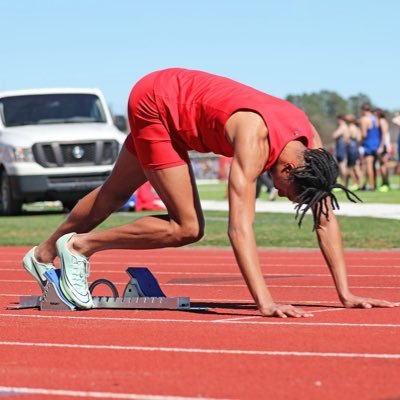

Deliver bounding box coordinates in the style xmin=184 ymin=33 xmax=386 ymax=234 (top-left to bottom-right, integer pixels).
xmin=22 ymin=247 xmax=55 ymax=290
xmin=378 ymin=184 xmax=390 ymax=193
xmin=56 ymin=233 xmax=93 ymax=309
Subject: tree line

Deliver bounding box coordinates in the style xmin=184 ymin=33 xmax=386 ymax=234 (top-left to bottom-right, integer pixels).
xmin=285 ymin=91 xmax=397 ymax=145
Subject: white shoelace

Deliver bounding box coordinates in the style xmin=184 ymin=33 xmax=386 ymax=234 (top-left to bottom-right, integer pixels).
xmin=70 ymin=259 xmax=90 ymax=289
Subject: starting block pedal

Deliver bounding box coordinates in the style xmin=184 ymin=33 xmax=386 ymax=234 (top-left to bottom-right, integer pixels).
xmin=8 ymin=267 xmax=191 ymax=312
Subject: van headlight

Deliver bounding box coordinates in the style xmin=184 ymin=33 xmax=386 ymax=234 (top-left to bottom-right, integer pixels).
xmin=4 ymin=146 xmax=35 ymax=162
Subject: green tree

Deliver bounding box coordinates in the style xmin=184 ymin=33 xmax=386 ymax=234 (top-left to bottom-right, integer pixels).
xmin=286 ymin=90 xmax=348 ymax=143
xmin=347 ymin=93 xmax=372 ymax=117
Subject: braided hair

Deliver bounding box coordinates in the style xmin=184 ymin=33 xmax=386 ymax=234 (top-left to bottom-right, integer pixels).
xmin=289 ymin=148 xmax=362 ymax=230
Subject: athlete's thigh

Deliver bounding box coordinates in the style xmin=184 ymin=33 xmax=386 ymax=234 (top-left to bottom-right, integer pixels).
xmin=365 ymin=154 xmax=375 ymax=167
xmin=100 ymin=144 xmax=147 ymax=202
xmin=145 ymin=163 xmax=204 ymax=228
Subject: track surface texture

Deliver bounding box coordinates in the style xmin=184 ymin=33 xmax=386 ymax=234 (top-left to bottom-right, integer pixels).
xmin=1 ymin=247 xmax=399 ymax=400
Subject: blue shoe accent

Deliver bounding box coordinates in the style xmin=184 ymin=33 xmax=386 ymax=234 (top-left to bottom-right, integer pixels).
xmin=44 ymin=269 xmax=76 ymax=309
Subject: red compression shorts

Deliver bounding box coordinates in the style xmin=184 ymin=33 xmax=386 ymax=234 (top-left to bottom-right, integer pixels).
xmin=126 ymin=71 xmax=189 ymax=170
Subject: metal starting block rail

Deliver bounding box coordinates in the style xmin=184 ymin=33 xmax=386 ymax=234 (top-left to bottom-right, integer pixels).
xmin=9 ymin=267 xmax=191 ymax=312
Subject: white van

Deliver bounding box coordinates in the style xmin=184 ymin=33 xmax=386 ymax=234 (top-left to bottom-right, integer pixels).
xmin=0 ymin=88 xmax=127 ymax=215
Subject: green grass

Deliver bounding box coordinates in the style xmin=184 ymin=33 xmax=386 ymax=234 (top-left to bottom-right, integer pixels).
xmin=1 ymin=209 xmax=399 ymax=249
xmin=1 ymin=174 xmax=399 ymax=249
xmin=197 ymin=174 xmax=400 ymax=204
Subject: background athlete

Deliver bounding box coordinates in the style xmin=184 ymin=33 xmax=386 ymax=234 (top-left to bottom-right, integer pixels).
xmin=23 ymin=68 xmax=399 ymax=318
xmin=360 ymin=103 xmax=382 ymax=190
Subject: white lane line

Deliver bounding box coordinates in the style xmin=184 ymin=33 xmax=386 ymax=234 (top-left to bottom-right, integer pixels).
xmin=0 ymin=294 xmax=344 ymax=304
xmin=307 ymin=308 xmax=346 ymax=313
xmin=2 ymin=262 xmax=400 ymax=269
xmin=213 ymin=309 xmax=345 ymax=321
xmin=3 ymin=263 xmax=400 ymax=269
xmin=163 ymin=273 xmax=400 ymax=277
xmin=2 ymin=253 xmax=399 ymax=261
xmin=167 ymin=284 xmax=400 ymax=290
xmin=1 ymin=341 xmax=400 ymax=360
xmin=1 ymin=313 xmax=400 ymax=328
xmin=212 ymin=316 xmax=260 ymax=322
xmin=0 ymin=293 xmax=342 ymax=307
xmin=3 ymin=268 xmax=400 ymax=277
xmin=212 ymin=308 xmax=346 ymax=322
xmin=0 ymin=293 xmax=338 ymax=304
xmin=2 ymin=279 xmax=400 ymax=290
xmin=0 ymin=386 xmax=223 ymax=400
xmin=3 ymin=271 xmax=400 ymax=278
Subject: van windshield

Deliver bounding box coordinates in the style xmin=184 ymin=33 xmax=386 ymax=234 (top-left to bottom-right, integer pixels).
xmin=0 ymin=93 xmax=107 ymax=127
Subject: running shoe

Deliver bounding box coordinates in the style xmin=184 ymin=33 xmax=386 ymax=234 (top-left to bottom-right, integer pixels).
xmin=56 ymin=233 xmax=93 ymax=309
xmin=22 ymin=247 xmax=55 ymax=290
xmin=268 ymin=187 xmax=278 ymax=201
xmin=378 ymin=185 xmax=390 ymax=193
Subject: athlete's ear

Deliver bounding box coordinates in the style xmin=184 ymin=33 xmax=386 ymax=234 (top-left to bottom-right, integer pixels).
xmin=282 ymin=162 xmax=296 ymax=175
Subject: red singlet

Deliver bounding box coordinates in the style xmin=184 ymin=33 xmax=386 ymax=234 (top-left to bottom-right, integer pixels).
xmin=126 ymin=68 xmax=313 ymax=170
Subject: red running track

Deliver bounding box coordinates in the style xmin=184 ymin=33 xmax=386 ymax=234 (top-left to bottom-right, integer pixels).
xmin=0 ymin=246 xmax=400 ymax=400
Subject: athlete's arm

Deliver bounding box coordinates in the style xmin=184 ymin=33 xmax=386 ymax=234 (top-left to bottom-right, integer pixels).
xmin=360 ymin=116 xmax=369 ymax=139
xmin=312 ymin=129 xmax=399 ymax=308
xmin=331 ymin=125 xmax=345 ymax=140
xmin=378 ymin=118 xmax=389 ymax=153
xmin=392 ymin=114 xmax=400 ymax=127
xmin=226 ymin=112 xmax=313 ymax=318
xmin=314 ymin=203 xmax=398 ymax=308
xmin=355 ymin=125 xmax=363 ymax=144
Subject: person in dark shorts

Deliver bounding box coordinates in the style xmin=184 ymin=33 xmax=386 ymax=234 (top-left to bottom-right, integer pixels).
xmin=345 ymin=114 xmax=363 ymax=190
xmin=374 ymin=109 xmax=391 ymax=192
xmin=331 ymin=115 xmax=348 ymax=184
xmin=360 ymin=103 xmax=381 ymax=190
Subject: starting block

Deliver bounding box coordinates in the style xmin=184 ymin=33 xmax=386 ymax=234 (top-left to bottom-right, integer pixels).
xmin=9 ymin=267 xmax=191 ymax=311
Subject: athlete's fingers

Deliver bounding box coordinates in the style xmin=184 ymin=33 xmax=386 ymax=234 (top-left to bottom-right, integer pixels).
xmin=276 ymin=309 xmax=287 ymax=318
xmin=359 ymin=298 xmax=399 ymax=308
xmin=291 ymin=307 xmax=314 ymax=318
xmin=285 ymin=310 xmax=302 ymax=318
xmin=361 ymin=302 xmax=372 ymax=309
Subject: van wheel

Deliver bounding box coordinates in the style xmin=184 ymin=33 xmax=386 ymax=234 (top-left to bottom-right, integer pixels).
xmin=0 ymin=170 xmax=23 ymax=216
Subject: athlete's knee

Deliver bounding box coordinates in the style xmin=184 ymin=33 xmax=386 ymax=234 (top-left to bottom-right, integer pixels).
xmin=179 ymin=224 xmax=204 ymax=245
xmin=173 ymin=220 xmax=204 ymax=246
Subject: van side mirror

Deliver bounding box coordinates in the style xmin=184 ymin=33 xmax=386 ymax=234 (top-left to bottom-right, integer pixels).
xmin=114 ymin=115 xmax=128 ymax=132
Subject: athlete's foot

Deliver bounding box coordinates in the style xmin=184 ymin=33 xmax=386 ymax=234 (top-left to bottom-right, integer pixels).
xmin=268 ymin=187 xmax=278 ymax=201
xmin=34 ymin=243 xmax=57 ymax=265
xmin=56 ymin=233 xmax=93 ymax=309
xmin=378 ymin=184 xmax=390 ymax=193
xmin=22 ymin=247 xmax=55 ymax=290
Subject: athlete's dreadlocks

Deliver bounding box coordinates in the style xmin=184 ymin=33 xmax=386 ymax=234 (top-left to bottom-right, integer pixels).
xmin=289 ymin=148 xmax=362 ymax=230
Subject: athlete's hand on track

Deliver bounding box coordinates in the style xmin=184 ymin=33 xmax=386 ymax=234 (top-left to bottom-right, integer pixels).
xmin=341 ymin=294 xmax=400 ymax=309
xmin=259 ymin=303 xmax=314 ymax=318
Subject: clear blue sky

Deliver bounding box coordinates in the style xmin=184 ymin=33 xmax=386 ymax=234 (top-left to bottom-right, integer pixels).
xmin=2 ymin=0 xmax=399 ymax=115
